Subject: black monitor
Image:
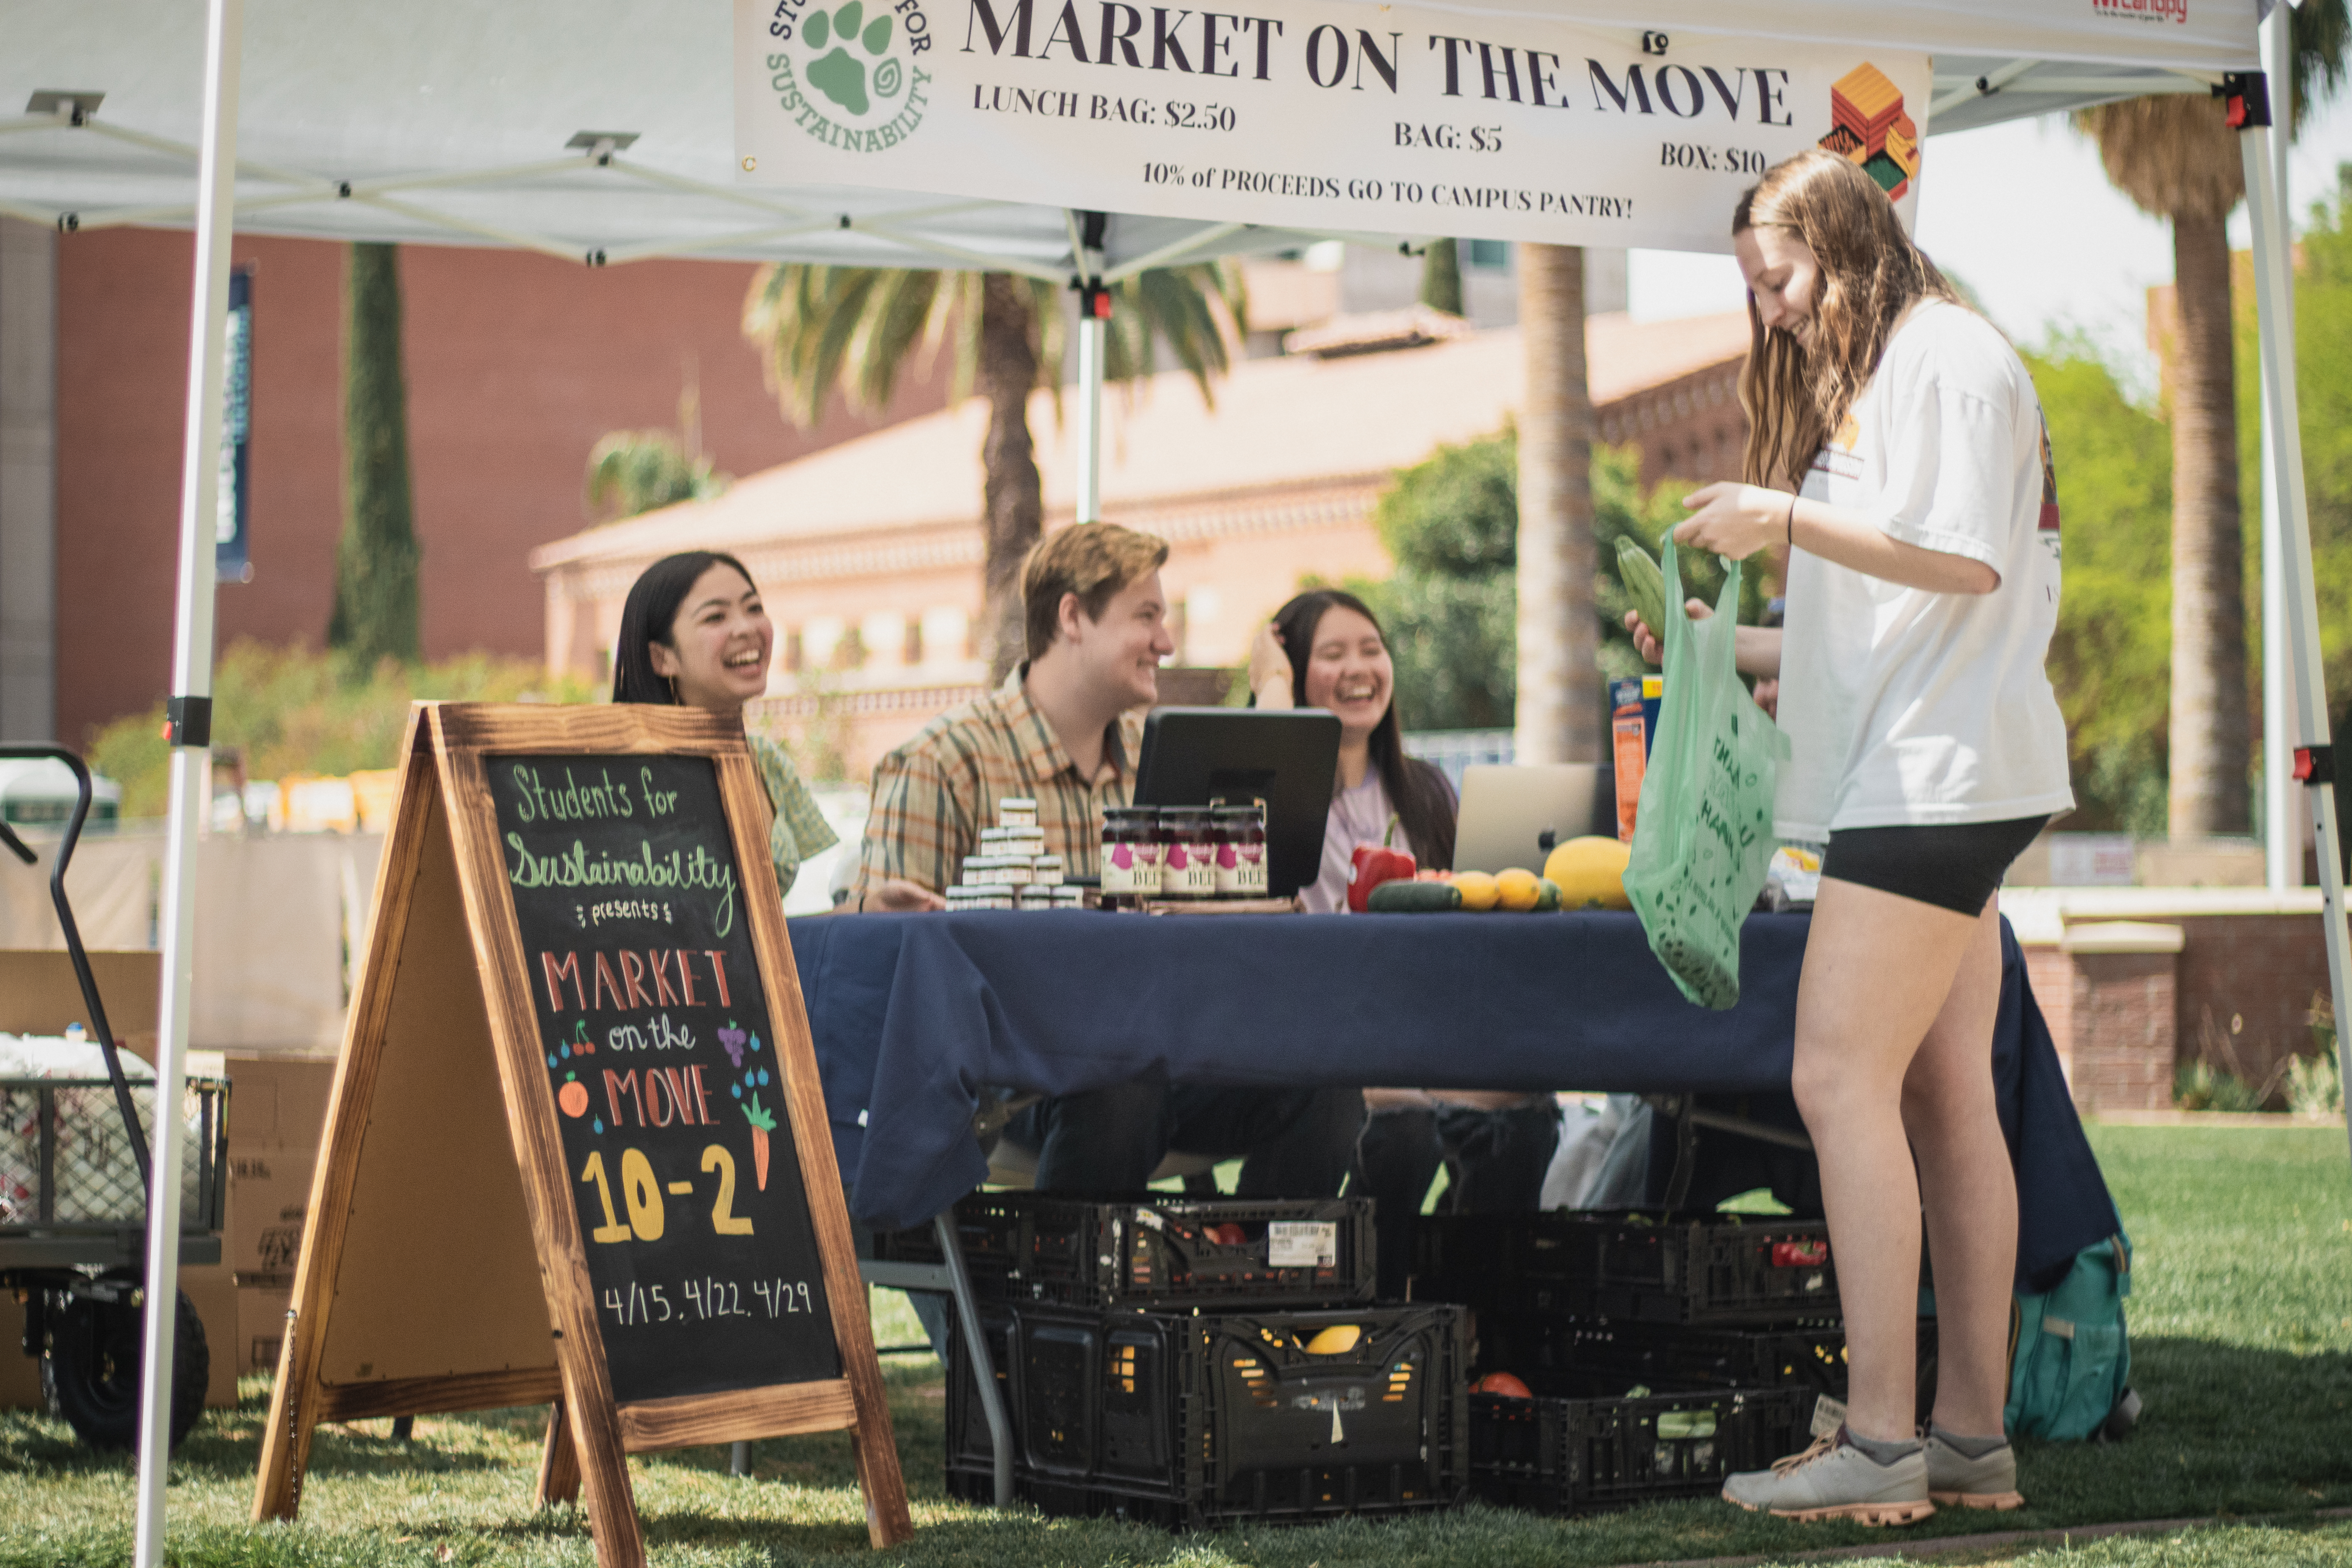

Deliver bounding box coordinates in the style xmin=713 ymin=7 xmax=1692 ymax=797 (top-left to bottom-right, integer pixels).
xmin=1134 ymin=707 xmax=1341 ymax=898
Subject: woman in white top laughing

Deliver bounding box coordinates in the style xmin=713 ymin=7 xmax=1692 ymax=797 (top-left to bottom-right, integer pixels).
xmin=1630 ymin=149 xmax=2071 ymax=1525
xmin=1247 ymin=588 xmax=1457 ymax=911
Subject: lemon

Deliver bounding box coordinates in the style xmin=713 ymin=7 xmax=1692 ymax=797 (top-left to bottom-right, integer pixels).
xmin=1453 ymin=870 xmax=1501 ymax=911
xmin=1303 ymin=1324 xmax=1361 ymax=1355
xmin=1543 ymin=836 xmax=1632 ymax=910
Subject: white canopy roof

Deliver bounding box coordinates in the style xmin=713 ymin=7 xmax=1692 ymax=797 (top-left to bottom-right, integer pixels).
xmin=0 ymin=0 xmax=2265 ymax=276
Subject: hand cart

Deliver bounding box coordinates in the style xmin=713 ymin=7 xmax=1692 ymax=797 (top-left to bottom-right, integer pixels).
xmin=0 ymin=746 xmax=226 ymax=1449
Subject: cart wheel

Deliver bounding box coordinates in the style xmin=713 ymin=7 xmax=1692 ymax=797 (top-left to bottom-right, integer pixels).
xmin=39 ymin=1278 xmax=208 ymax=1451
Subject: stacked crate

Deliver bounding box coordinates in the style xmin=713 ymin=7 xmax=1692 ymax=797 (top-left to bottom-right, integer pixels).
xmin=881 ymin=1192 xmax=1469 ymax=1528
xmin=1414 ymin=1210 xmax=1926 ymax=1515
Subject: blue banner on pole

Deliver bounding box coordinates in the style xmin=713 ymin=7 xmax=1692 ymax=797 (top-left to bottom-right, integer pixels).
xmin=217 ymin=267 xmax=252 ymax=583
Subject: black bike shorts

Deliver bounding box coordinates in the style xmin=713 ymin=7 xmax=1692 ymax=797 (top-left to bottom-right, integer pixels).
xmin=1818 ymin=815 xmax=2050 ymax=917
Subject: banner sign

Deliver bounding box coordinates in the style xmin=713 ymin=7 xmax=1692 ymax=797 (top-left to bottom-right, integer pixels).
xmin=217 ymin=266 xmax=252 ymax=583
xmin=734 ymin=0 xmax=1930 ymax=253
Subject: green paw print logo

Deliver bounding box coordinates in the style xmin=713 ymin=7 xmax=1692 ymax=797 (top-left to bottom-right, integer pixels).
xmin=804 ymin=1 xmax=902 ymax=117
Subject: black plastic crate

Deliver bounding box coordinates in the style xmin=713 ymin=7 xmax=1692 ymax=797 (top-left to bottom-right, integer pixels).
xmin=878 ymin=1192 xmax=1375 ymax=1309
xmin=1416 ymin=1210 xmax=1837 ymax=1324
xmin=945 ymin=1297 xmax=1466 ymax=1529
xmin=1469 ymin=1385 xmax=1816 ymax=1515
xmin=1476 ymin=1315 xmax=1938 ymax=1403
xmin=1477 ymin=1317 xmax=1850 ymax=1400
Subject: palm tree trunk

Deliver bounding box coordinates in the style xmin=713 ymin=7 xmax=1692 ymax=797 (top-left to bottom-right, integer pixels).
xmin=975 ymin=273 xmax=1042 ymax=685
xmin=1515 ymin=244 xmax=1601 ymax=764
xmin=329 ymin=242 xmax=421 ymax=664
xmin=2167 ymin=210 xmax=2252 ymax=838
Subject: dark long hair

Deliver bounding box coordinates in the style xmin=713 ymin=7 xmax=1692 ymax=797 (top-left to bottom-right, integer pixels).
xmin=1270 ymin=590 xmax=1457 ymax=871
xmin=612 ymin=550 xmax=757 ymax=705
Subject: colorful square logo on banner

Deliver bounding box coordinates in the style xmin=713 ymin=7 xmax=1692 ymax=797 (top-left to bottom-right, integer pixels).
xmin=1822 ymin=63 xmax=1919 ymax=202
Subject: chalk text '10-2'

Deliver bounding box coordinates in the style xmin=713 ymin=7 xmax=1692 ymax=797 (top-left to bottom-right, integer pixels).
xmin=580 ymin=1145 xmax=755 ymax=1243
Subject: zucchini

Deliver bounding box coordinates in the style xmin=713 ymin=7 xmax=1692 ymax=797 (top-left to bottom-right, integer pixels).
xmin=1532 ymin=877 xmax=1562 ymax=912
xmin=1617 ymin=537 xmax=1669 ymax=641
xmin=1366 ymin=879 xmax=1464 ymax=914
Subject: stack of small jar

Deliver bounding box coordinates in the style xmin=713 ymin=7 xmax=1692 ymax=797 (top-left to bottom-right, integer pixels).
xmin=947 ymin=796 xmax=1082 ymax=911
xmin=1099 ymin=801 xmax=1268 ymax=909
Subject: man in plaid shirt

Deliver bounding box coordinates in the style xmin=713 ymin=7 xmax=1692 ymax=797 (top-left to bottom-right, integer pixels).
xmin=847 ymin=523 xmax=1362 ymax=1197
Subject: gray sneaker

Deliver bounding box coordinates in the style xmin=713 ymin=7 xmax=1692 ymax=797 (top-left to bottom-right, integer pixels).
xmin=1721 ymin=1431 xmax=1936 ymax=1525
xmin=1923 ymin=1428 xmax=2024 ymax=1510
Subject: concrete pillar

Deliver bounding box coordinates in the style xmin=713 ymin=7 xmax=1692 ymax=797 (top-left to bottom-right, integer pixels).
xmin=0 ymin=217 xmax=57 ymax=742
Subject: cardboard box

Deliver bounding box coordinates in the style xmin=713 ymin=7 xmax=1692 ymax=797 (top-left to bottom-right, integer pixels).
xmin=226 ymin=1147 xmax=314 ymax=1287
xmin=238 ymin=1284 xmax=294 ymax=1380
xmin=223 ymin=1054 xmax=335 ymax=1154
xmin=222 ymin=1055 xmax=335 ymax=1288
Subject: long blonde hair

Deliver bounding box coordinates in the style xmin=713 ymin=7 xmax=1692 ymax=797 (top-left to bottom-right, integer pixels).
xmin=1735 ymin=150 xmax=1962 ymax=490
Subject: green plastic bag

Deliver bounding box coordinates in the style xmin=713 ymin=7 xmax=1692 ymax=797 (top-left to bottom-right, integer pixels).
xmin=1622 ymin=542 xmax=1789 ymax=1009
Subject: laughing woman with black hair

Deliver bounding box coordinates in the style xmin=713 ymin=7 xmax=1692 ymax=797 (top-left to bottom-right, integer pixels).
xmin=1246 ymin=589 xmax=1457 ymax=909
xmin=611 ymin=551 xmax=840 ymax=901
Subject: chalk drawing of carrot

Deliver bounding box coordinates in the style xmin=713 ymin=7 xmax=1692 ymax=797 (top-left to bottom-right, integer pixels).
xmin=741 ymin=1094 xmax=776 ymax=1190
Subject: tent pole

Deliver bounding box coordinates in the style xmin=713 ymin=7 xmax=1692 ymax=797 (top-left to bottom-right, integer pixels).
xmin=1070 ymin=210 xmax=1107 ymax=525
xmin=133 ymin=0 xmax=240 ymax=1559
xmin=1077 ymin=308 xmax=1104 ymax=524
xmin=2260 ymin=5 xmax=2297 ymax=890
xmin=2241 ymin=105 xmax=2352 ymax=1161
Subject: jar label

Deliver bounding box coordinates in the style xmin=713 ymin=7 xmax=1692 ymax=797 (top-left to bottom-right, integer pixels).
xmin=1104 ymin=837 xmax=1164 ymax=896
xmin=1164 ymin=838 xmax=1217 ymax=898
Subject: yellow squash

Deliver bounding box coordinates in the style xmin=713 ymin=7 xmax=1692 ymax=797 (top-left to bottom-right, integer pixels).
xmin=1495 ymin=868 xmax=1543 ymax=911
xmin=1303 ymin=1324 xmax=1361 ymax=1355
xmin=1452 ymin=870 xmax=1501 ymax=911
xmin=1544 ymin=836 xmax=1633 ymax=910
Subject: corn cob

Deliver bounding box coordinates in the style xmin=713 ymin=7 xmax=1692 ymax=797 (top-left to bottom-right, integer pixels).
xmin=1616 ymin=537 xmax=1669 ymax=642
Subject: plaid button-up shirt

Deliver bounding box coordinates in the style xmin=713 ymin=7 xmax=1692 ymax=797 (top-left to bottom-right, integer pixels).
xmin=849 ymin=667 xmax=1146 ymax=901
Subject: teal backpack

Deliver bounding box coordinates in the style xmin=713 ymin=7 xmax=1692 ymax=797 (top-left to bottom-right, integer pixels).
xmin=2005 ymin=1231 xmax=2138 ymax=1442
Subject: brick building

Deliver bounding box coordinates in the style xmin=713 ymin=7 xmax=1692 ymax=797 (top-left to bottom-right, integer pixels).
xmin=0 ymin=220 xmax=949 ymax=748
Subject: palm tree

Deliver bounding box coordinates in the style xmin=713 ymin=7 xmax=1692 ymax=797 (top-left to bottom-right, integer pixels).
xmin=2074 ymin=0 xmax=2348 ymax=840
xmin=1420 ymin=239 xmax=1464 ymax=317
xmin=1515 ymin=243 xmax=1601 ymax=765
xmin=328 ymin=242 xmax=420 ymax=667
xmin=742 ymin=260 xmax=1245 ymax=682
xmin=585 ymin=372 xmax=729 ymax=521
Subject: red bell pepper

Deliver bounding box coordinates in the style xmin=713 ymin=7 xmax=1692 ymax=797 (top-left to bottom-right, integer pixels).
xmin=1346 ymin=814 xmax=1417 ymax=912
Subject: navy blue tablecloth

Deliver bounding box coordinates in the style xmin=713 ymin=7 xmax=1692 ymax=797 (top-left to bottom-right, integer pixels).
xmin=790 ymin=910 xmax=2117 ymax=1290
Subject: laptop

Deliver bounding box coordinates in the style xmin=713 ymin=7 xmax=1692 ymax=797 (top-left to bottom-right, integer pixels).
xmin=1453 ymin=764 xmax=1617 ymax=874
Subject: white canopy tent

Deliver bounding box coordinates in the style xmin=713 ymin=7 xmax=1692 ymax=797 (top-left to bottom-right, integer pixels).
xmin=3 ymin=3 xmax=2341 ymax=1561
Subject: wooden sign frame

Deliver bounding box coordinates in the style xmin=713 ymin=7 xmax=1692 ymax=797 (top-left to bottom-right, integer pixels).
xmin=253 ymin=703 xmax=910 ymax=1562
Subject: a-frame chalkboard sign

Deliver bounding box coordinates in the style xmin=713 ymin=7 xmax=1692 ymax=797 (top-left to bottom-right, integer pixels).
xmin=253 ymin=703 xmax=910 ymax=1561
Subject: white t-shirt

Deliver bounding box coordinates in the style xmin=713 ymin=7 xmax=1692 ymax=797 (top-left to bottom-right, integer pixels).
xmin=1774 ymin=300 xmax=2074 ymax=840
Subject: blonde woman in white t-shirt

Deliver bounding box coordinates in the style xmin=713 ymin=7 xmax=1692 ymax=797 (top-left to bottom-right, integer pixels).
xmin=1627 ymin=150 xmax=2072 ymax=1525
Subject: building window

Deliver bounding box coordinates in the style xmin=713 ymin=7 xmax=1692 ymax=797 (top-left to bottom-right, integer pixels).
xmin=1467 ymin=239 xmax=1510 ymax=270
xmin=904 ymin=617 xmax=923 ymax=666
xmin=921 ymin=606 xmax=969 ymax=668
xmin=803 ymin=616 xmax=844 ymax=670
xmin=783 ymin=630 xmax=803 ymax=673
xmin=860 ymin=611 xmax=904 ymax=669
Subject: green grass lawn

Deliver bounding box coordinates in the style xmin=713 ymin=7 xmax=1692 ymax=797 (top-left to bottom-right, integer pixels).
xmin=0 ymin=1124 xmax=2347 ymax=1566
